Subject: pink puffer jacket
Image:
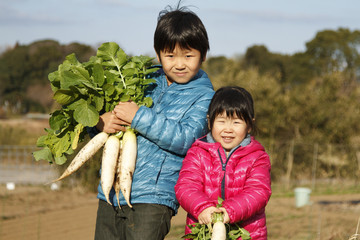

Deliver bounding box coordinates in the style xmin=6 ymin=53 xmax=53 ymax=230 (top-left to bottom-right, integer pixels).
xmin=175 ymin=135 xmax=271 ymax=240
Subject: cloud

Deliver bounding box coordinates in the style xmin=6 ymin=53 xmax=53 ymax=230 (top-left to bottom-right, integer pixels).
xmin=96 ymin=0 xmax=130 ymax=6
xmin=0 ymin=3 xmax=68 ymax=26
xmin=208 ymin=7 xmax=342 ymax=25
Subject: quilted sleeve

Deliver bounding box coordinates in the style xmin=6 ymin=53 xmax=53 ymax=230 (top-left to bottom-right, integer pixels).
xmin=131 ymin=91 xmax=214 ymax=156
xmin=222 ymin=152 xmax=272 ymax=223
xmin=175 ymin=146 xmax=217 ymax=219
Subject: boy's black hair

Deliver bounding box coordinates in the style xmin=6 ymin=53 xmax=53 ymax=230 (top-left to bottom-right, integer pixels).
xmin=154 ymin=2 xmax=209 ymax=61
xmin=208 ymin=86 xmax=257 ymax=134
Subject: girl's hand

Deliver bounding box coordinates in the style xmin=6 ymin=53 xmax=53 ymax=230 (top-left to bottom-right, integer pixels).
xmin=198 ymin=206 xmax=222 ymax=224
xmin=219 ymin=207 xmax=230 ymax=223
xmin=96 ymin=112 xmax=124 ymax=133
xmin=113 ymin=101 xmax=139 ymax=126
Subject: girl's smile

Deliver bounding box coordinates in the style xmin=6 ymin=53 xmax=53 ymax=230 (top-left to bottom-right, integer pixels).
xmin=210 ymin=112 xmax=250 ymax=155
xmin=221 ymin=136 xmax=235 ymax=143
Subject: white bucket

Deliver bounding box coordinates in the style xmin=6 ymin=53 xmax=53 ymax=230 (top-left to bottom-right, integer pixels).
xmin=294 ymin=187 xmax=311 ymax=208
xmin=50 ymin=183 xmax=60 ymax=191
xmin=6 ymin=182 xmax=15 ymax=191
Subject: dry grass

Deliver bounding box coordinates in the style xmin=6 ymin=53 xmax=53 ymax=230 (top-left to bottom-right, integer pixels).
xmin=0 ymin=118 xmax=49 ymax=145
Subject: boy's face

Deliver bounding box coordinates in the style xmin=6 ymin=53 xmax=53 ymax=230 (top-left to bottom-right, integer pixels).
xmin=210 ymin=112 xmax=250 ymax=155
xmin=157 ymin=44 xmax=205 ymax=86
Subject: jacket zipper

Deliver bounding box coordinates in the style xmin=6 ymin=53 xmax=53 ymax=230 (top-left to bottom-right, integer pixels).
xmin=155 ymin=77 xmax=175 ymax=106
xmin=218 ymin=148 xmax=234 ymax=200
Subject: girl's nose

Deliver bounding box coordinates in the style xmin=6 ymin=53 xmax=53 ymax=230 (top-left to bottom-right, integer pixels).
xmin=224 ymin=123 xmax=233 ymax=132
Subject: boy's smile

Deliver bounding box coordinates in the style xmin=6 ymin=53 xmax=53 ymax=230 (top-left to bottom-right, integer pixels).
xmin=157 ymin=44 xmax=205 ymax=86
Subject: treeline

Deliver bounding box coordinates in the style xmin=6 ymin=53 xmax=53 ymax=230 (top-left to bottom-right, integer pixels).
xmin=203 ymin=27 xmax=360 ymax=145
xmin=0 ymin=39 xmax=96 ymax=115
xmin=1 ymin=28 xmax=359 ymax=181
xmin=202 ymin=28 xmax=360 ymax=181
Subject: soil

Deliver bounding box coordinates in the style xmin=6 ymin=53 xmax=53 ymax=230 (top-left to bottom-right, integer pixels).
xmin=0 ymin=185 xmax=360 ymax=240
xmin=1 ymin=119 xmax=360 ymax=240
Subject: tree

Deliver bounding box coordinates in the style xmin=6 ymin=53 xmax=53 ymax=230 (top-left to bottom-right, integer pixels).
xmin=203 ymin=56 xmax=241 ymax=90
xmin=0 ymin=40 xmax=96 ymax=114
xmin=242 ymin=45 xmax=291 ymax=84
xmin=305 ymin=28 xmax=360 ymax=83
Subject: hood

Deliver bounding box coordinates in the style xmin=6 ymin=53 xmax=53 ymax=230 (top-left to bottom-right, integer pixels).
xmin=194 ymin=134 xmax=265 ymax=160
xmin=153 ymin=67 xmax=213 ymax=91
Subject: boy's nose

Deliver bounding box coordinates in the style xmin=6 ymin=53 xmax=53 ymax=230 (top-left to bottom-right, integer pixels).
xmin=175 ymin=60 xmax=185 ymax=69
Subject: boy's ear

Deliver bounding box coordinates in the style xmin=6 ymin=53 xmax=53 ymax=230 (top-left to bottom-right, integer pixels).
xmin=202 ymin=53 xmax=207 ymax=62
xmin=155 ymin=51 xmax=161 ymax=63
xmin=156 ymin=54 xmax=161 ymax=64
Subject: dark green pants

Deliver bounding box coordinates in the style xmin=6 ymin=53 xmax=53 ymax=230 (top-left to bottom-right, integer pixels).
xmin=94 ymin=200 xmax=174 ymax=240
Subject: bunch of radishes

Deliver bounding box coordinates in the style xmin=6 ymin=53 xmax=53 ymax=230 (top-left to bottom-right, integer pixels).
xmin=33 ymin=42 xmax=157 ymax=208
xmin=53 ymin=129 xmax=136 ymax=207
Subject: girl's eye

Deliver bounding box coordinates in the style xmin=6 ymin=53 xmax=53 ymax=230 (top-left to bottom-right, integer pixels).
xmin=234 ymin=120 xmax=244 ymax=124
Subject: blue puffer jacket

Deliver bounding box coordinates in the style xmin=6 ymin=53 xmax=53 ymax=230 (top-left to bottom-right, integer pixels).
xmin=96 ymin=67 xmax=214 ymax=213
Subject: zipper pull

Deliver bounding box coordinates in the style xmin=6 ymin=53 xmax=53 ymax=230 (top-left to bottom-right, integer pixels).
xmin=218 ymin=149 xmax=227 ymax=171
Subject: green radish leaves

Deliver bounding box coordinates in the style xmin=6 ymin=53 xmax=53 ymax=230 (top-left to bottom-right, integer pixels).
xmin=183 ymin=197 xmax=252 ymax=240
xmin=216 ymin=196 xmax=224 ymax=208
xmin=33 ymin=42 xmax=157 ymax=164
xmin=227 ymin=223 xmax=251 ymax=240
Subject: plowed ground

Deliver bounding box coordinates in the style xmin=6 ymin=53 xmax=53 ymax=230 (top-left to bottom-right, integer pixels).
xmin=1 ymin=185 xmax=360 ymax=240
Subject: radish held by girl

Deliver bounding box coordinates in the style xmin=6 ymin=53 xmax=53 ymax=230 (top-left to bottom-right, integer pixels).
xmin=175 ymin=86 xmax=272 ymax=240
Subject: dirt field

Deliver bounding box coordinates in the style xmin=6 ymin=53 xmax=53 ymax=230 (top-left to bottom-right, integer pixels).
xmin=0 ymin=184 xmax=360 ymax=240
xmin=1 ymin=119 xmax=360 ymax=239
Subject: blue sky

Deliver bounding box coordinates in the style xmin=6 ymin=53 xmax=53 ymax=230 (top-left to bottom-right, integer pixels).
xmin=1 ymin=0 xmax=360 ymax=58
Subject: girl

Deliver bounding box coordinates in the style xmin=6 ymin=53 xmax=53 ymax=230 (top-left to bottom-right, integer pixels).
xmin=175 ymin=86 xmax=271 ymax=240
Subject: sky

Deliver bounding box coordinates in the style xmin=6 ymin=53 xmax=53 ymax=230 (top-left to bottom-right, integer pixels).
xmin=1 ymin=0 xmax=360 ymax=58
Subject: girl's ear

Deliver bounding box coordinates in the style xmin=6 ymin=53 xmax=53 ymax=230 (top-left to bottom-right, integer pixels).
xmin=207 ymin=115 xmax=211 ymax=130
xmin=248 ymin=118 xmax=255 ymax=133
xmin=247 ymin=127 xmax=252 ymax=134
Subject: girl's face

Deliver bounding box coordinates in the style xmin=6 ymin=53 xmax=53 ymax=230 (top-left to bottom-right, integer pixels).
xmin=157 ymin=44 xmax=205 ymax=86
xmin=210 ymin=112 xmax=250 ymax=155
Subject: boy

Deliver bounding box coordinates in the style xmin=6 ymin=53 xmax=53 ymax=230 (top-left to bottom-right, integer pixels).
xmin=93 ymin=3 xmax=214 ymax=240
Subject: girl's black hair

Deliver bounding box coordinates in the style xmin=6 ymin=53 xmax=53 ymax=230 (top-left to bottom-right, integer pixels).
xmin=208 ymin=86 xmax=257 ymax=134
xmin=154 ymin=2 xmax=209 ymax=61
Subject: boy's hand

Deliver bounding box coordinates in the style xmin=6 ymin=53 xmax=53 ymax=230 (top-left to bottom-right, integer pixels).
xmin=113 ymin=101 xmax=139 ymax=126
xmin=96 ymin=112 xmax=124 ymax=133
xmin=198 ymin=206 xmax=222 ymax=224
xmin=219 ymin=207 xmax=230 ymax=223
